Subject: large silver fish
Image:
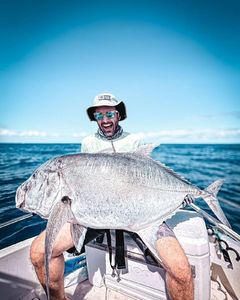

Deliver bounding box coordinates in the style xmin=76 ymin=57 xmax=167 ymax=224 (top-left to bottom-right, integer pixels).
xmin=16 ymin=146 xmax=230 ymax=299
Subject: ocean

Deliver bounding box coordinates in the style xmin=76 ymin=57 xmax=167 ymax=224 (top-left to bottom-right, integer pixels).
xmin=0 ymin=143 xmax=239 ymax=250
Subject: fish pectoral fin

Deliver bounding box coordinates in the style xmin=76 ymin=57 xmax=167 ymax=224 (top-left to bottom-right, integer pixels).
xmin=70 ymin=223 xmax=87 ymax=253
xmin=45 ymin=196 xmax=73 ymax=300
xmin=136 ymin=224 xmax=162 ymax=265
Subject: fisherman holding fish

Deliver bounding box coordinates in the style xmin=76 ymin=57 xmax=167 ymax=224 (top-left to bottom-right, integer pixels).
xmin=30 ymin=93 xmax=194 ymax=300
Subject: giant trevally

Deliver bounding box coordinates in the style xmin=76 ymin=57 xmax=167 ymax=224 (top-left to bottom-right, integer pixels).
xmin=16 ymin=146 xmax=230 ymax=299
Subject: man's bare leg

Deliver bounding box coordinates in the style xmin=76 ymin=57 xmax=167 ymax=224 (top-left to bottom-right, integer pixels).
xmin=30 ymin=222 xmax=74 ymax=300
xmin=156 ymin=236 xmax=194 ymax=300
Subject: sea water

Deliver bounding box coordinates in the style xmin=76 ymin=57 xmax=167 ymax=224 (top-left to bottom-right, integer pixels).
xmin=0 ymin=143 xmax=239 ymax=250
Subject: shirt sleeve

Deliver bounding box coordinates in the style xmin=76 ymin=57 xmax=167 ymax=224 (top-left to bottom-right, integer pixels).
xmin=132 ymin=134 xmax=144 ymax=151
xmin=80 ymin=138 xmax=88 ymax=153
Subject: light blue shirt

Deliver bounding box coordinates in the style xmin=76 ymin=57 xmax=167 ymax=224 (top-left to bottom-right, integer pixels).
xmin=81 ymin=131 xmax=143 ymax=153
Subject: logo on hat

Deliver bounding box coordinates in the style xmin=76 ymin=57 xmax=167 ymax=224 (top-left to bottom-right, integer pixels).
xmin=97 ymin=94 xmax=118 ymax=103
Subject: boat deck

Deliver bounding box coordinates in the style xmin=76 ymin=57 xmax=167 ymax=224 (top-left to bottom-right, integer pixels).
xmin=2 ymin=242 xmax=239 ymax=300
xmin=18 ymin=275 xmax=237 ymax=300
xmin=20 ymin=279 xmax=131 ymax=300
xmin=1 ymin=211 xmax=240 ymax=300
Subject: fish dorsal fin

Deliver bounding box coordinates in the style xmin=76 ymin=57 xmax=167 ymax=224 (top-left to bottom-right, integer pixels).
xmin=155 ymin=160 xmax=192 ymax=185
xmin=134 ymin=143 xmax=156 ymax=157
xmin=97 ymin=148 xmax=114 ymax=153
xmin=134 ymin=144 xmax=192 ymax=186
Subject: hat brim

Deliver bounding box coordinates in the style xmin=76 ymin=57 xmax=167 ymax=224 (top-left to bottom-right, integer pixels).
xmin=87 ymin=101 xmax=127 ymax=121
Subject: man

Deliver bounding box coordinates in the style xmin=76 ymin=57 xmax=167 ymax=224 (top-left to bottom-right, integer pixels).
xmin=81 ymin=93 xmax=142 ymax=153
xmin=30 ymin=93 xmax=194 ymax=300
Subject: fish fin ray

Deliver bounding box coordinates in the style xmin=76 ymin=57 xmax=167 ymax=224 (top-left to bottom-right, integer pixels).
xmin=70 ymin=223 xmax=87 ymax=253
xmin=97 ymin=148 xmax=114 ymax=153
xmin=202 ymin=180 xmax=231 ymax=228
xmin=154 ymin=160 xmax=193 ymax=186
xmin=204 ymin=179 xmax=224 ymax=196
xmin=44 ymin=196 xmax=73 ymax=300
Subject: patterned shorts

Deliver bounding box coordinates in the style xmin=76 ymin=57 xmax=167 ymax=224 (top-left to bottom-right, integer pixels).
xmin=157 ymin=222 xmax=176 ymax=239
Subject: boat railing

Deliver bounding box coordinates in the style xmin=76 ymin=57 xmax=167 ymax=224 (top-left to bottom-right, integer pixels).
xmin=0 ymin=213 xmax=33 ymax=229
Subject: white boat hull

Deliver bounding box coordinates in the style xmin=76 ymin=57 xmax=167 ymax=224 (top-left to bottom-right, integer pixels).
xmin=0 ymin=210 xmax=239 ymax=300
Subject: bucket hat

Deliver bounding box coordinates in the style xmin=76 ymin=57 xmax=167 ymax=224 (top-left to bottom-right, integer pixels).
xmin=87 ymin=93 xmax=127 ymax=121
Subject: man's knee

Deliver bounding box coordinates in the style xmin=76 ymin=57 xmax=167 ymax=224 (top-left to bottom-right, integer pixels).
xmin=30 ymin=233 xmax=45 ymax=268
xmin=168 ymin=255 xmax=192 ymax=284
xmin=30 ymin=223 xmax=74 ymax=266
xmin=156 ymin=235 xmax=192 ymax=284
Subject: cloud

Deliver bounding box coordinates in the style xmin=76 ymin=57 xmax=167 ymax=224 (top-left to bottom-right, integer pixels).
xmin=191 ymin=111 xmax=240 ymax=121
xmin=138 ymin=128 xmax=240 ymax=142
xmin=72 ymin=132 xmax=89 ymax=138
xmin=0 ymin=128 xmax=89 ymax=142
xmin=0 ymin=129 xmax=47 ymax=137
xmin=0 ymin=128 xmax=239 ymax=143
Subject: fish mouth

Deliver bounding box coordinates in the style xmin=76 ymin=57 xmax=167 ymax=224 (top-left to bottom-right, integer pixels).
xmin=16 ymin=185 xmax=26 ymax=208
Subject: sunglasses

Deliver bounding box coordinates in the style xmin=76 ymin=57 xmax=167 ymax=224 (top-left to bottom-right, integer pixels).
xmin=94 ymin=111 xmax=118 ymax=121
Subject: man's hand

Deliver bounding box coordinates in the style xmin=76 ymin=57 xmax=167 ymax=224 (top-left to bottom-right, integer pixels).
xmin=182 ymin=194 xmax=194 ymax=208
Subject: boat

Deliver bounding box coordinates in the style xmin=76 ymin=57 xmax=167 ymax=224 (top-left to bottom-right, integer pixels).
xmin=0 ymin=207 xmax=240 ymax=300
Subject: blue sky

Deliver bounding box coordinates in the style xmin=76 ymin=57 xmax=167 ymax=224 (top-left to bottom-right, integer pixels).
xmin=0 ymin=0 xmax=239 ymax=143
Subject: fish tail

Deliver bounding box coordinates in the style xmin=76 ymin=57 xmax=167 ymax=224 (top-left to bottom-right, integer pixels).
xmin=45 ymin=196 xmax=73 ymax=300
xmin=204 ymin=179 xmax=224 ymax=197
xmin=202 ymin=180 xmax=231 ymax=228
